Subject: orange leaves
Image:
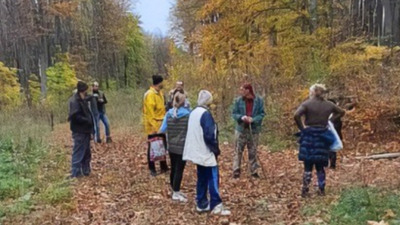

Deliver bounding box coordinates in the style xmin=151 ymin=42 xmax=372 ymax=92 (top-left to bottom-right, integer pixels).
xmin=47 ymin=2 xmax=79 ymax=18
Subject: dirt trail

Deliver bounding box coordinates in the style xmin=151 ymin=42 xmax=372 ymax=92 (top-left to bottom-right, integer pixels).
xmin=9 ymin=125 xmax=400 ymax=224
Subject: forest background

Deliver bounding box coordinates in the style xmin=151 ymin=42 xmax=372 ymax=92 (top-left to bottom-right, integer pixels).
xmin=1 ymin=0 xmax=400 ymax=224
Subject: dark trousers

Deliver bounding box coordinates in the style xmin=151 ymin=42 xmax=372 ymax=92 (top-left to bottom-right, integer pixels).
xmin=71 ymin=133 xmax=91 ymax=177
xmin=147 ymin=143 xmax=168 ymax=172
xmin=302 ymin=161 xmax=326 ymax=193
xmin=169 ymin=152 xmax=186 ymax=192
xmin=196 ymin=165 xmax=222 ymax=210
xmin=329 ymin=152 xmax=337 ymax=168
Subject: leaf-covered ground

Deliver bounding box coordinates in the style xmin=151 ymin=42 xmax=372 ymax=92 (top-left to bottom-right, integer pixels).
xmin=5 ymin=125 xmax=400 ymax=225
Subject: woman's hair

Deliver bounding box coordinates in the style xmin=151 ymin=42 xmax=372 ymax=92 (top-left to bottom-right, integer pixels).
xmin=173 ymin=88 xmax=184 ymax=96
xmin=309 ymin=84 xmax=327 ymax=98
xmin=172 ymin=92 xmax=186 ymax=117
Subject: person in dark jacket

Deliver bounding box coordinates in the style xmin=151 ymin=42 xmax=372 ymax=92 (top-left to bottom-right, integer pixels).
xmin=160 ymin=92 xmax=190 ymax=203
xmin=92 ymin=82 xmax=112 ymax=143
xmin=68 ymin=81 xmax=95 ymax=178
xmin=294 ymin=84 xmax=345 ymax=197
xmin=231 ymin=83 xmax=265 ymax=178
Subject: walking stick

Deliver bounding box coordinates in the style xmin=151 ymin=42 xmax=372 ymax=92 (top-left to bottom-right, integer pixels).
xmin=249 ymin=123 xmax=266 ymax=178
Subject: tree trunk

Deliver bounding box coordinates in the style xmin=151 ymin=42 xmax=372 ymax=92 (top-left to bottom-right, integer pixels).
xmin=309 ymin=0 xmax=318 ymax=33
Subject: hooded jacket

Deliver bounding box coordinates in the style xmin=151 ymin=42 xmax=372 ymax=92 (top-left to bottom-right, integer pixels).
xmin=143 ymin=87 xmax=166 ymax=135
xmin=160 ymin=107 xmax=190 ymax=155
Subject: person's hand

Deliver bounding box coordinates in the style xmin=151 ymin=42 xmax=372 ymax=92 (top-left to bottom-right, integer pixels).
xmin=241 ymin=116 xmax=248 ymax=122
xmin=98 ymin=98 xmax=104 ymax=103
xmin=248 ymin=117 xmax=253 ymax=123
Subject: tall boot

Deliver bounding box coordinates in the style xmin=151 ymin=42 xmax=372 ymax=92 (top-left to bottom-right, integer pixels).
xmin=317 ymin=170 xmax=326 ymax=196
xmin=301 ymin=171 xmax=312 ymax=198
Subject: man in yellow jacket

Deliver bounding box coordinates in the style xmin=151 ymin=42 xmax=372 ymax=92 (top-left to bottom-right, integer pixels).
xmin=143 ymin=75 xmax=168 ymax=176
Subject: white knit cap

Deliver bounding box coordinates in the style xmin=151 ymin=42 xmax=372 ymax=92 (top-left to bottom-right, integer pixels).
xmin=197 ymin=90 xmax=213 ymax=106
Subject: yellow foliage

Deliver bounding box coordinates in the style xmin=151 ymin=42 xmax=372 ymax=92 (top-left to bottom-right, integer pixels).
xmin=364 ymin=46 xmax=387 ymax=60
xmin=0 ymin=62 xmax=21 ymax=110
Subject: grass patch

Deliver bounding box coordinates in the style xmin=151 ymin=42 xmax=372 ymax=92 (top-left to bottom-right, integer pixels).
xmin=38 ymin=180 xmax=72 ymax=205
xmin=330 ymin=188 xmax=400 ymax=225
xmin=0 ymin=138 xmax=45 ymax=200
xmin=301 ymin=187 xmax=400 ymax=225
xmin=105 ymin=88 xmax=145 ymax=133
xmin=0 ymin=108 xmax=71 ymax=221
xmin=261 ymin=132 xmax=294 ymax=152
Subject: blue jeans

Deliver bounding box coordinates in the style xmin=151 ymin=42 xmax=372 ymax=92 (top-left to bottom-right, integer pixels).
xmin=196 ymin=165 xmax=222 ymax=210
xmin=95 ymin=112 xmax=111 ymax=141
xmin=71 ymin=133 xmax=91 ymax=177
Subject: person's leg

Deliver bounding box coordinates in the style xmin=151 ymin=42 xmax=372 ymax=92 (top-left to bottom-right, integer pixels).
xmin=247 ymin=132 xmax=260 ymax=175
xmin=169 ymin=152 xmax=177 ymax=189
xmin=233 ymin=131 xmax=246 ymax=177
xmin=208 ymin=166 xmax=223 ymax=210
xmin=147 ymin=142 xmax=156 ymax=174
xmin=160 ymin=160 xmax=169 ymax=172
xmin=71 ymin=133 xmax=86 ymax=177
xmin=100 ymin=112 xmax=111 ymax=138
xmin=329 ymin=152 xmax=337 ymax=169
xmin=196 ymin=165 xmax=209 ymax=210
xmin=172 ymin=154 xmax=186 ymax=192
xmin=316 ymin=163 xmax=326 ymax=195
xmin=82 ymin=134 xmax=92 ymax=176
xmin=301 ymin=161 xmax=313 ymax=197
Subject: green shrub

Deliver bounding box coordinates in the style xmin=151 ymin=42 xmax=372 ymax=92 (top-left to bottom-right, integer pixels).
xmin=38 ymin=180 xmax=72 ymax=205
xmin=330 ymin=188 xmax=400 ymax=225
xmin=0 ymin=138 xmax=45 ymax=200
xmin=0 ymin=109 xmax=71 ymax=220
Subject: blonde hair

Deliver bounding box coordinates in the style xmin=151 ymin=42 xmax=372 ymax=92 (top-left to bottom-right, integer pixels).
xmin=309 ymin=84 xmax=327 ymax=98
xmin=172 ymin=92 xmax=186 ymax=118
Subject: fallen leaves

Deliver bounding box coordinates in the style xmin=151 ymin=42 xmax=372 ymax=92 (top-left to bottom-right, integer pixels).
xmin=4 ymin=124 xmax=400 ymax=225
xmin=367 ymin=220 xmax=389 ymax=225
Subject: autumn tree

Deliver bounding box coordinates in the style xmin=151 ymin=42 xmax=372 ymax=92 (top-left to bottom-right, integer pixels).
xmin=0 ymin=62 xmax=21 ymax=110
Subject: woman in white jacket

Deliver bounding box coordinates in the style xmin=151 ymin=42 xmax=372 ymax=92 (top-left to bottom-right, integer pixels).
xmin=183 ymin=90 xmax=231 ymax=216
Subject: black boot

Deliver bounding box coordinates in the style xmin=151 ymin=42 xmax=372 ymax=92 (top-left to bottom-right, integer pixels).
xmin=301 ymin=171 xmax=312 ymax=198
xmin=233 ymin=170 xmax=240 ymax=179
xmin=106 ymin=136 xmax=113 ymax=143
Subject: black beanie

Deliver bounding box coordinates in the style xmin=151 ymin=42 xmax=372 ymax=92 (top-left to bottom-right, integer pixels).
xmin=77 ymin=81 xmax=88 ymax=92
xmin=152 ymin=75 xmax=163 ymax=86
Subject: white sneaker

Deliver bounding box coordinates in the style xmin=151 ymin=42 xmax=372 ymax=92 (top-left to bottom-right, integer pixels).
xmin=177 ymin=191 xmax=187 ymax=198
xmin=196 ymin=205 xmax=210 ymax=212
xmin=172 ymin=192 xmax=188 ymax=203
xmin=211 ymin=203 xmax=231 ymax=216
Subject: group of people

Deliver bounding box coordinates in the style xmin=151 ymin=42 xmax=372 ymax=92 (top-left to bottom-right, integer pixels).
xmin=143 ymin=75 xmax=233 ymax=215
xmin=67 ymin=75 xmax=348 ymax=216
xmin=67 ymin=81 xmax=112 ymax=178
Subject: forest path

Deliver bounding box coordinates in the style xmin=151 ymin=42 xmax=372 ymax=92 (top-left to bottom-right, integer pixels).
xmin=13 ymin=124 xmax=400 ymax=225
